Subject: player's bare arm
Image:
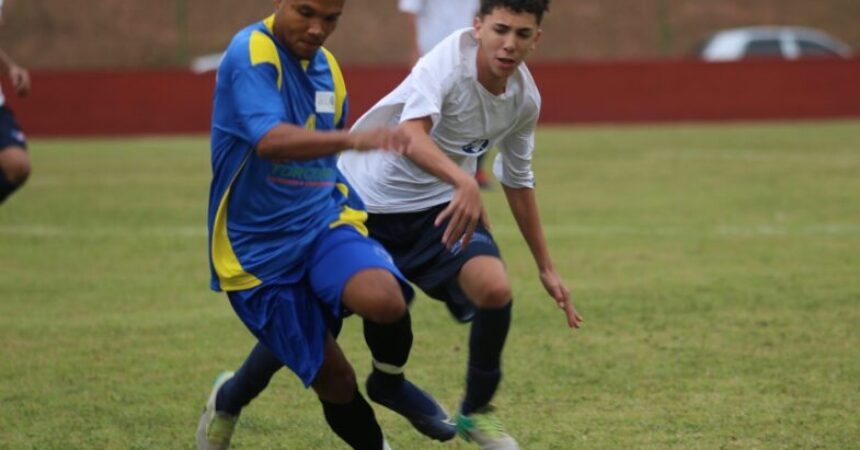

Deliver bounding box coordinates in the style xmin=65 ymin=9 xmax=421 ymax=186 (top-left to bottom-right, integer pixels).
xmin=257 ymin=124 xmax=410 ymax=161
xmin=401 ymin=117 xmax=484 ymax=249
xmin=502 ymin=184 xmax=583 ymax=329
xmin=0 ymin=48 xmax=29 ymax=97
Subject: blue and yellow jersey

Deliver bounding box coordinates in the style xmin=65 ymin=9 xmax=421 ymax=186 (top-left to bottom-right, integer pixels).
xmin=208 ymin=15 xmax=364 ymax=292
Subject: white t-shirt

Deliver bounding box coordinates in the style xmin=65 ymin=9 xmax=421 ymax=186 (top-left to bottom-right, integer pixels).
xmin=338 ymin=28 xmax=540 ymax=214
xmin=398 ymin=0 xmax=480 ymax=56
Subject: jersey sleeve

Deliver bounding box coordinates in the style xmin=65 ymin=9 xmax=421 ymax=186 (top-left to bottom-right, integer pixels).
xmin=494 ymin=102 xmax=539 ymax=189
xmin=398 ymin=0 xmax=423 ymax=14
xmin=398 ymin=40 xmax=456 ymax=126
xmin=226 ymin=32 xmax=287 ymax=147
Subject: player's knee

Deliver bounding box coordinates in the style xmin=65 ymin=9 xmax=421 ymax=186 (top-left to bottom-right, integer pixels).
xmin=344 ymin=269 xmax=407 ymax=324
xmin=473 ymin=281 xmax=512 ymax=309
xmin=1 ymin=150 xmax=31 ymax=185
xmin=367 ymin=285 xmax=406 ymax=324
xmin=354 ymin=274 xmax=407 ymax=324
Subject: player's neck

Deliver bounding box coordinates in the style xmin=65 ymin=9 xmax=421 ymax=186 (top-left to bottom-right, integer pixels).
xmin=475 ymin=54 xmax=507 ymax=96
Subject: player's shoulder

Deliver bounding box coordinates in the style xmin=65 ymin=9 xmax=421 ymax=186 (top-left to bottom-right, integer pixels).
xmin=516 ymin=62 xmax=542 ymax=109
xmin=223 ymin=20 xmax=276 ymax=68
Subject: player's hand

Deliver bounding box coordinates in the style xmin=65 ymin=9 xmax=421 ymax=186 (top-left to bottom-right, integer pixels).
xmin=540 ymin=268 xmax=582 ymax=329
xmin=349 ymin=127 xmax=411 ymax=155
xmin=435 ymin=173 xmax=482 ymax=250
xmin=9 ymin=65 xmax=30 ymax=97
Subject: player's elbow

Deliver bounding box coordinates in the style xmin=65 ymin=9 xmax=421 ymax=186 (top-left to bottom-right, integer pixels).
xmin=255 ymin=133 xmax=280 ymax=161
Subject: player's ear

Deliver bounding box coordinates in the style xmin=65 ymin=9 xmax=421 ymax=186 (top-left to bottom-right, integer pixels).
xmin=532 ymin=28 xmax=543 ymax=50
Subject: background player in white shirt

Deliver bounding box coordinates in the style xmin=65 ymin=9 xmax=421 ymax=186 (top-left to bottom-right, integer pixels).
xmin=339 ymin=1 xmax=582 ymax=448
xmin=398 ymin=0 xmax=480 ymax=64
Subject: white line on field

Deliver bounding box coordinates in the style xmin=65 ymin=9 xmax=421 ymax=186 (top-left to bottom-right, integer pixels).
xmin=1 ymin=224 xmax=859 ymax=239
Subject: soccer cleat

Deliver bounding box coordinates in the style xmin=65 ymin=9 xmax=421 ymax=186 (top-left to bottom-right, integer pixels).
xmin=196 ymin=371 xmax=239 ymax=450
xmin=456 ymin=406 xmax=519 ymax=450
xmin=366 ymin=371 xmax=456 ymax=442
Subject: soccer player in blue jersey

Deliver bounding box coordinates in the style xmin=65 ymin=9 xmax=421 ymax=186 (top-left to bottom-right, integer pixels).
xmin=0 ymin=1 xmax=32 ymax=205
xmin=195 ymin=1 xmax=450 ymax=449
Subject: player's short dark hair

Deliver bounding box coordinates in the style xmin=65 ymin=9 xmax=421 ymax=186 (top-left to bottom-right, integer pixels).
xmin=479 ymin=0 xmax=550 ymax=24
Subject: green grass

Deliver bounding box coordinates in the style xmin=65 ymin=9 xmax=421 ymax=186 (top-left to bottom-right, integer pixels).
xmin=1 ymin=121 xmax=859 ymax=449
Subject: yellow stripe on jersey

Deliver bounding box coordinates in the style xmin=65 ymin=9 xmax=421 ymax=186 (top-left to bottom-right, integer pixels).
xmin=330 ymin=182 xmax=369 ymax=236
xmin=212 ymin=152 xmax=262 ymax=291
xmin=249 ymin=29 xmax=282 ymax=90
xmin=320 ymin=47 xmax=347 ymax=127
xmin=305 ymin=113 xmax=316 ymax=130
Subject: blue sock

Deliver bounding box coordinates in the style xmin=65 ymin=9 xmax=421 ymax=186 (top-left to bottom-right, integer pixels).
xmin=461 ymin=301 xmax=512 ymax=415
xmin=216 ymin=342 xmax=282 ymax=415
xmin=0 ymin=169 xmax=19 ymax=204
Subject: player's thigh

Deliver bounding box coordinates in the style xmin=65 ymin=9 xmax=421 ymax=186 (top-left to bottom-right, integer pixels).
xmin=308 ymin=226 xmax=412 ymax=324
xmin=311 ymin=333 xmax=357 ymax=404
xmin=458 ymin=255 xmax=512 ymax=309
xmin=0 ymin=146 xmax=30 ymax=183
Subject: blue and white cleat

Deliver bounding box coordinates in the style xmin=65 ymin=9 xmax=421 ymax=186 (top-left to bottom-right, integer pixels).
xmin=366 ymin=371 xmax=456 ymax=442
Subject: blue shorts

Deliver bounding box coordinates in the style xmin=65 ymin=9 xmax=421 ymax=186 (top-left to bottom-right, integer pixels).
xmin=227 ymin=225 xmax=414 ymax=387
xmin=366 ymin=203 xmax=502 ymax=323
xmin=0 ymin=106 xmax=27 ymax=151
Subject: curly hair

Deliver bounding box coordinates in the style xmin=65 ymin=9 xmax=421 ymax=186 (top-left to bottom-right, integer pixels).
xmin=479 ymin=0 xmax=550 ymax=24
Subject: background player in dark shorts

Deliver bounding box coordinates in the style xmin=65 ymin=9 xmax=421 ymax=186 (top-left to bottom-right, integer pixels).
xmin=0 ymin=4 xmax=32 ymax=205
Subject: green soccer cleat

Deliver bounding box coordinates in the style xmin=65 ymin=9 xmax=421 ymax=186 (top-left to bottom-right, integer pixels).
xmin=455 ymin=405 xmax=519 ymax=450
xmin=196 ymin=371 xmax=239 ymax=450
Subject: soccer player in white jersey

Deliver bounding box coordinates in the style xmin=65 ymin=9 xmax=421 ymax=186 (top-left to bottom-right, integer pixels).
xmin=338 ymin=1 xmax=582 ymax=448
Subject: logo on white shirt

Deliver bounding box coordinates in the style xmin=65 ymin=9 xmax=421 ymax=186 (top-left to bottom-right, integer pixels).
xmin=462 ymin=139 xmax=489 ymax=154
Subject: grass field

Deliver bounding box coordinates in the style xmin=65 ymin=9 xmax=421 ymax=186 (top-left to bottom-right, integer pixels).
xmin=1 ymin=120 xmax=859 ymax=449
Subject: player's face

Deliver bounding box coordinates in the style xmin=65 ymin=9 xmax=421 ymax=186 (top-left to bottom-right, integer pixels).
xmin=474 ymin=8 xmax=542 ymax=90
xmin=272 ymin=0 xmax=344 ymax=59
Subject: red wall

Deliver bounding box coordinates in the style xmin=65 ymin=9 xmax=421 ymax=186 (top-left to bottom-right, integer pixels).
xmin=5 ymin=59 xmax=860 ymax=137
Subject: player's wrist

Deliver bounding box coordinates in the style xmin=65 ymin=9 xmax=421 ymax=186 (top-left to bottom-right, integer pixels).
xmin=452 ymin=171 xmax=478 ymax=190
xmin=343 ymin=131 xmax=360 ymax=151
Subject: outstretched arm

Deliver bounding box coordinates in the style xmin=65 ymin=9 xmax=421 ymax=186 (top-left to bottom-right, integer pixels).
xmin=502 ymin=184 xmax=583 ymax=329
xmin=0 ymin=48 xmax=30 ymax=97
xmin=256 ymin=124 xmax=410 ymax=161
xmin=401 ymin=117 xmax=487 ymax=249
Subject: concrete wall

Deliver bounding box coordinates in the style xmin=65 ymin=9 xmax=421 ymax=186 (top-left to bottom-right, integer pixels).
xmin=7 ymin=59 xmax=860 ymax=136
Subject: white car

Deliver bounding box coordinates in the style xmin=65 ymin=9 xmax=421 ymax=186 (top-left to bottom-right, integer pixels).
xmin=697 ymin=26 xmax=852 ymax=61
